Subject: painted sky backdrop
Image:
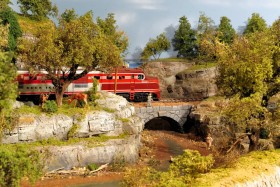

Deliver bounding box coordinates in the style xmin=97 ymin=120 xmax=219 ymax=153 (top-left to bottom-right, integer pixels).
xmin=10 ymin=0 xmax=280 ymax=58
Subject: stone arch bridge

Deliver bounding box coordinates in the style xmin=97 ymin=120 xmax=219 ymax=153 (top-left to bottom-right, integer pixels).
xmin=134 ymin=102 xmax=193 ymax=131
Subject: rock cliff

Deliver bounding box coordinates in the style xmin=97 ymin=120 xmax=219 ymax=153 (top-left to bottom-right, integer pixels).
xmin=143 ymin=61 xmax=218 ymax=99
xmin=3 ymin=92 xmax=144 ymax=171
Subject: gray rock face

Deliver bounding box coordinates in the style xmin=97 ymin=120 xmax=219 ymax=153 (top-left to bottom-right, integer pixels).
xmin=143 ymin=61 xmax=218 ymax=99
xmin=44 ymin=135 xmax=141 ymax=171
xmin=2 ymin=92 xmax=144 ymax=143
xmin=2 ymin=92 xmax=144 ymax=169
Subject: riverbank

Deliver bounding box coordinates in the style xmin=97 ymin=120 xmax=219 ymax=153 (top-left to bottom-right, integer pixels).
xmin=21 ymin=130 xmax=210 ymax=187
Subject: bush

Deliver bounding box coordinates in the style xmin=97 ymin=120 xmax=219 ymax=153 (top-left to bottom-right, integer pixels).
xmin=42 ymin=100 xmax=58 ymax=113
xmin=122 ymin=150 xmax=214 ymax=187
xmin=87 ymin=78 xmax=99 ymax=102
xmin=87 ymin=163 xmax=98 ymax=171
xmin=0 ymin=145 xmax=42 ymax=187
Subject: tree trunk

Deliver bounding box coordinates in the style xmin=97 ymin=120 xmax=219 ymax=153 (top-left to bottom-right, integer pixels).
xmin=248 ymin=129 xmax=259 ymax=152
xmin=55 ymin=82 xmax=70 ymax=107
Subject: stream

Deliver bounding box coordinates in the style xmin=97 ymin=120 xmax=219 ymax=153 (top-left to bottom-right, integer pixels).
xmin=22 ymin=130 xmax=207 ymax=187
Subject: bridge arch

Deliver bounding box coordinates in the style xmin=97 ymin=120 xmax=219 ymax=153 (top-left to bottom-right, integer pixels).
xmin=145 ymin=116 xmax=182 ymax=132
xmin=134 ymin=104 xmax=193 ymax=132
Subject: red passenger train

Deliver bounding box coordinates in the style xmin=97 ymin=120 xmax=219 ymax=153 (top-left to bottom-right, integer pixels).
xmin=16 ymin=67 xmax=160 ymax=102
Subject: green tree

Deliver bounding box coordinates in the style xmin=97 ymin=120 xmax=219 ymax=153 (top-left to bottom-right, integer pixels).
xmin=97 ymin=13 xmax=128 ymax=56
xmin=17 ymin=0 xmax=58 ymax=20
xmin=18 ymin=12 xmax=125 ymax=106
xmin=215 ymin=31 xmax=274 ymax=98
xmin=265 ymin=17 xmax=280 ymax=100
xmin=197 ymin=12 xmax=215 ymax=36
xmin=0 ymin=22 xmax=18 ymax=132
xmin=243 ymin=13 xmax=267 ymax=35
xmin=197 ymin=12 xmax=217 ymax=59
xmin=222 ymin=94 xmax=270 ymax=151
xmin=60 ymin=8 xmax=78 ymax=22
xmin=0 ymin=8 xmax=22 ymax=51
xmin=0 ymin=0 xmax=10 ymax=11
xmin=172 ymin=16 xmax=197 ymax=58
xmin=141 ymin=33 xmax=170 ymax=60
xmin=0 ymin=145 xmax=42 ymax=187
xmin=217 ymin=16 xmax=236 ymax=44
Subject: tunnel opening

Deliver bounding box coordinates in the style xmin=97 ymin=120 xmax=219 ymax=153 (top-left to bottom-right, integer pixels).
xmin=183 ymin=115 xmax=210 ymax=139
xmin=144 ymin=117 xmax=182 ymax=132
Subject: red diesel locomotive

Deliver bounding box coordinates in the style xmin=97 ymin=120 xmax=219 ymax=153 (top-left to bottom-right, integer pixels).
xmin=16 ymin=67 xmax=160 ymax=102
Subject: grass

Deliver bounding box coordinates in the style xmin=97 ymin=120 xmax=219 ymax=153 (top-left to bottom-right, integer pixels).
xmin=186 ymin=61 xmax=217 ymax=71
xmin=192 ymin=149 xmax=280 ymax=187
xmin=0 ymin=134 xmax=129 ymax=150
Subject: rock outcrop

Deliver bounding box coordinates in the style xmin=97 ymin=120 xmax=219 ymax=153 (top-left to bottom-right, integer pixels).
xmin=3 ymin=91 xmax=143 ymax=143
xmin=143 ymin=61 xmax=218 ymax=99
xmin=2 ymin=92 xmax=144 ymax=171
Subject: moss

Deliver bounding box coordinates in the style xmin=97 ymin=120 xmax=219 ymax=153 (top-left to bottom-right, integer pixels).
xmin=185 ymin=62 xmax=217 ymax=72
xmin=192 ymin=150 xmax=280 ymax=187
xmin=16 ymin=105 xmax=42 ymax=115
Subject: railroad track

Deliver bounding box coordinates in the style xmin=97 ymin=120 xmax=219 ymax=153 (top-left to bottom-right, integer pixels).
xmin=158 ymin=97 xmax=204 ymax=102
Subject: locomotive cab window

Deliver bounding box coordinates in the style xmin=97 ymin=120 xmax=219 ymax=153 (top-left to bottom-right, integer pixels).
xmin=94 ymin=76 xmax=100 ymax=80
xmin=107 ymin=75 xmax=113 ymax=79
xmin=138 ymin=74 xmax=144 ymax=80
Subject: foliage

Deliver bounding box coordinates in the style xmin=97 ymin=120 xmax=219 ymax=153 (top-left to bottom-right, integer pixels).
xmin=0 ymin=0 xmax=10 ymax=11
xmin=141 ymin=33 xmax=170 ymax=60
xmin=67 ymin=124 xmax=80 ymax=139
xmin=169 ymin=150 xmax=214 ymax=183
xmin=16 ymin=0 xmax=58 ymax=20
xmin=215 ymin=31 xmax=274 ymax=98
xmin=42 ymin=100 xmax=58 ymax=113
xmin=0 ymin=24 xmax=18 ymax=134
xmin=18 ymin=11 xmax=125 ymax=106
xmin=0 ymin=8 xmax=22 ymax=51
xmin=197 ymin=12 xmax=215 ymax=37
xmin=60 ymin=8 xmax=78 ymax=22
xmin=266 ymin=17 xmax=280 ymax=99
xmin=122 ymin=150 xmax=214 ymax=187
xmin=110 ymin=154 xmax=126 ymax=172
xmin=172 ymin=16 xmax=198 ymax=58
xmin=222 ymin=94 xmax=268 ymax=132
xmin=217 ymin=16 xmax=236 ymax=44
xmin=192 ymin=150 xmax=280 ymax=186
xmin=196 ymin=12 xmax=217 ymax=60
xmin=0 ymin=145 xmax=42 ymax=187
xmin=243 ymin=13 xmax=267 ymax=35
xmin=97 ymin=13 xmax=128 ymax=56
xmin=87 ymin=78 xmax=99 ymax=102
xmin=87 ymin=163 xmax=98 ymax=171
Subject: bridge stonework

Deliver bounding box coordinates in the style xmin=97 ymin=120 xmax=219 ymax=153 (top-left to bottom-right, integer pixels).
xmin=134 ymin=103 xmax=193 ymax=130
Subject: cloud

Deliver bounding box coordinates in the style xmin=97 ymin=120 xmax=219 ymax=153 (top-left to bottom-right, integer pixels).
xmin=115 ymin=12 xmax=136 ymax=26
xmin=128 ymin=0 xmax=164 ymax=10
xmin=196 ymin=0 xmax=231 ymax=7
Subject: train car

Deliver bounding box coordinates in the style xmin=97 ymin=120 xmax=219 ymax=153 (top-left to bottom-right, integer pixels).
xmin=16 ymin=67 xmax=160 ymax=102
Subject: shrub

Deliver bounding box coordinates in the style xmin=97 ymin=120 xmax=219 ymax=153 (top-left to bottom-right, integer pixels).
xmin=42 ymin=100 xmax=58 ymax=113
xmin=67 ymin=124 xmax=80 ymax=139
xmin=122 ymin=150 xmax=214 ymax=187
xmin=87 ymin=78 xmax=99 ymax=102
xmin=87 ymin=163 xmax=98 ymax=171
xmin=0 ymin=145 xmax=42 ymax=187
